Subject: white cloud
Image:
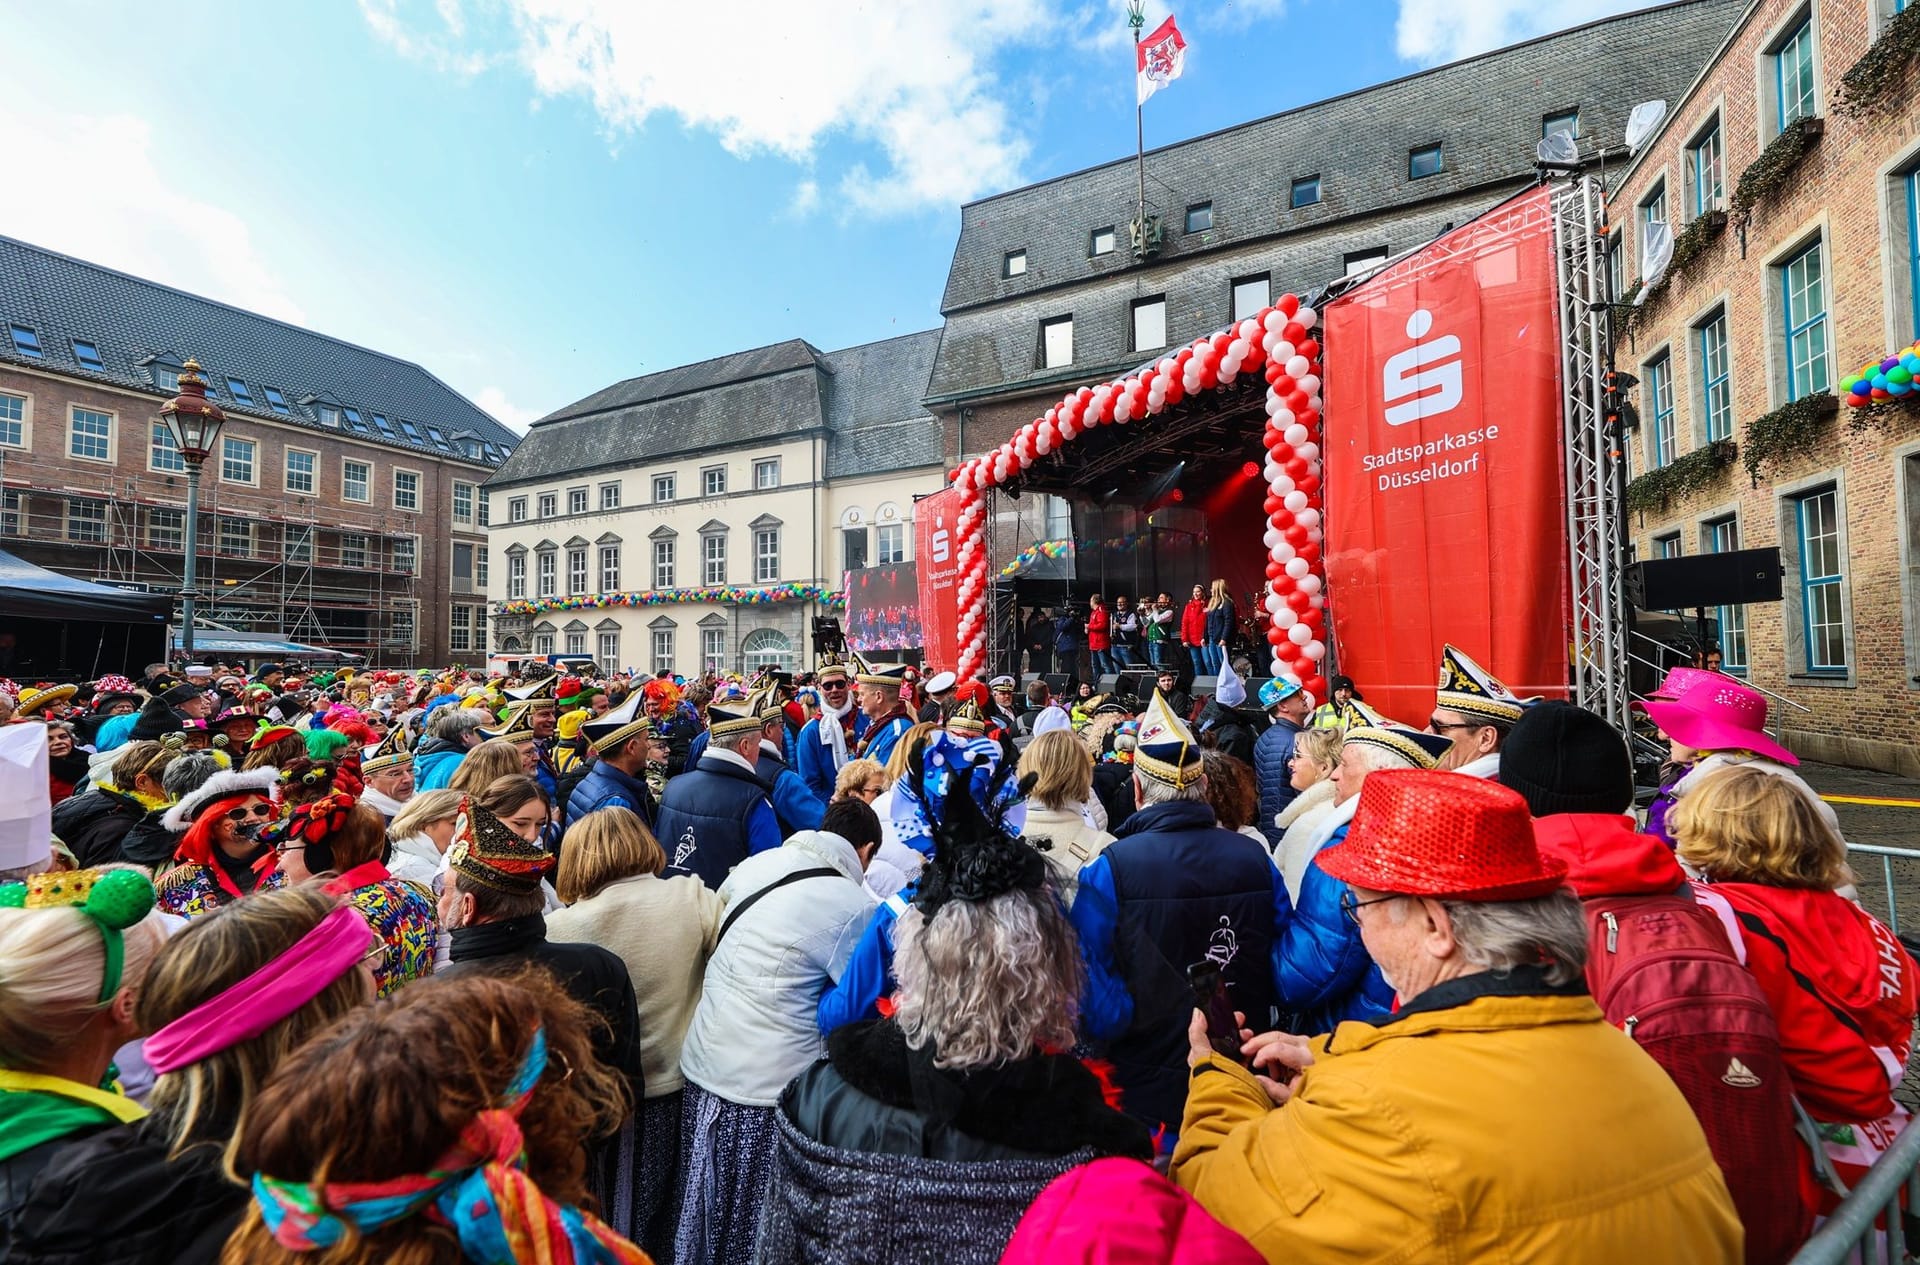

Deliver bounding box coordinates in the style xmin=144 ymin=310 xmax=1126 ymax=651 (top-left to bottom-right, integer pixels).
xmin=1395 ymin=0 xmax=1639 ymax=65
xmin=472 ymin=385 xmax=544 ymax=433
xmin=789 ymin=179 xmax=821 ymax=217
xmin=366 ymin=0 xmax=1049 ymax=213
xmin=0 ymin=101 xmax=307 ymax=327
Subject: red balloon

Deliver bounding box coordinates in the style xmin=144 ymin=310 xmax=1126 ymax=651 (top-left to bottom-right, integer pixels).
xmin=1291 ymin=657 xmax=1314 ymax=680
xmin=1297 ymin=474 xmax=1321 ymax=496
xmin=1271 ymin=575 xmax=1296 ymax=595
xmin=1265 ymin=364 xmax=1287 ymax=386
xmin=1298 ymin=338 xmax=1320 ymax=360
xmin=1263 ymin=495 xmax=1284 ymax=515
xmin=1165 ymin=381 xmax=1185 ymax=406
xmin=1288 ymin=590 xmax=1313 ymax=613
xmin=1265 ymin=560 xmax=1285 ymax=579
xmin=1268 ymin=514 xmax=1287 ymax=532
xmin=1298 ymin=543 xmax=1321 ymax=568
xmin=1284 ymin=458 xmax=1308 ymax=481
xmin=1271 ymin=442 xmax=1295 ymax=463
xmin=1198 ymin=367 xmax=1218 ymax=390
xmin=1284 ymin=524 xmax=1309 ymax=549
xmin=1286 ymin=390 xmax=1310 ymax=414
xmin=1279 ymin=294 xmax=1300 ymax=317
xmin=1302 ymin=608 xmax=1325 ymax=631
xmin=1264 ymin=430 xmax=1287 ymax=452
xmin=1176 ymin=347 xmax=1195 ymax=366
xmin=1283 ymin=322 xmax=1305 ymax=343
xmin=1269 ymin=630 xmax=1288 ymax=646
xmin=1211 ymin=331 xmax=1233 ymax=354
xmin=1298 ymin=408 xmax=1321 ymax=429
xmin=1306 ymin=674 xmax=1329 ymax=698
xmin=1271 ymin=375 xmax=1296 ymax=396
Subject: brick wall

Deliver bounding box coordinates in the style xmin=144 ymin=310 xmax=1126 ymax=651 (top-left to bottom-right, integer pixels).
xmin=1612 ymin=0 xmax=1920 ymax=772
xmin=0 ymin=364 xmax=491 ymax=667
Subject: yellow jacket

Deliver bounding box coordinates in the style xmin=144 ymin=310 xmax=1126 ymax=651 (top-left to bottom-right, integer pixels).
xmin=1171 ymin=985 xmax=1743 ymax=1264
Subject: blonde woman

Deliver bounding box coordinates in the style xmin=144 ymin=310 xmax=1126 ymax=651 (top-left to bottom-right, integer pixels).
xmin=383 ymin=788 xmax=466 ymax=891
xmin=549 ymin=808 xmax=722 ymax=1262
xmin=1202 ymin=578 xmax=1235 ymax=676
xmin=1017 ymin=729 xmax=1115 ymax=901
xmin=1274 ymin=727 xmax=1343 ymax=900
xmin=1676 ymin=765 xmax=1915 ymax=1216
xmin=0 ymin=865 xmax=169 ymax=1226
xmin=8 ymin=885 xmax=372 ymax=1263
xmin=833 ymin=758 xmax=887 ymax=805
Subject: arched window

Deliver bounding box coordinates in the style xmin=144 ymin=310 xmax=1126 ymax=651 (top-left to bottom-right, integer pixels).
xmin=501 ymin=636 xmax=524 ymax=653
xmin=740 ymin=627 xmax=795 ymax=673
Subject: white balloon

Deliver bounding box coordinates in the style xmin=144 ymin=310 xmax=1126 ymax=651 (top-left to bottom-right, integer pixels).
xmin=1298 ymin=574 xmax=1323 ymax=596
xmin=1285 ymin=557 xmax=1310 ymax=579
xmin=1036 ymin=432 xmax=1052 ymax=455
xmin=1275 ymin=606 xmax=1298 ymax=628
xmin=1270 ymin=408 xmax=1296 ymax=430
xmin=1114 ymin=397 xmax=1133 ymax=423
xmin=1270 ymin=476 xmax=1296 ymax=497
xmin=1158 ymin=357 xmax=1178 ymax=375
xmin=1228 ymin=338 xmax=1250 ymax=362
xmin=1307 ymin=526 xmax=1324 ymax=543
xmin=1271 ymin=341 xmax=1295 ymax=362
xmin=1286 ymin=355 xmax=1311 ymax=379
xmin=1296 ymin=507 xmax=1321 ymax=529
xmin=1272 ymin=656 xmax=1290 ymax=676
xmin=1263 ymin=528 xmax=1282 ymax=548
xmin=1263 ymin=593 xmax=1284 ymax=615
xmin=1298 ymin=374 xmax=1321 ymax=396
xmin=1310 ymin=593 xmax=1325 ymax=609
xmin=1271 ymin=541 xmax=1296 ymax=563
xmin=1283 ymin=490 xmax=1308 ymax=512
xmin=1263 ymin=310 xmax=1286 ymax=333
xmin=1304 ymin=641 xmax=1327 ymax=661
xmin=1297 ymin=442 xmax=1320 ymax=462
xmin=1283 ymin=423 xmax=1309 ymax=447
xmin=1238 ymin=319 xmax=1260 ymax=342
xmin=1288 ymin=623 xmax=1313 ymax=646
xmin=1297 ymin=306 xmax=1318 ymax=329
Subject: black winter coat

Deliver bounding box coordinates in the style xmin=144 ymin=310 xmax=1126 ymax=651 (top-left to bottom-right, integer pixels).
xmin=49 ymin=787 xmax=148 ymax=869
xmin=1 ymin=1122 xmax=242 ymax=1265
xmin=1195 ymin=699 xmax=1260 ymax=766
xmin=118 ymin=809 xmax=182 ymax=869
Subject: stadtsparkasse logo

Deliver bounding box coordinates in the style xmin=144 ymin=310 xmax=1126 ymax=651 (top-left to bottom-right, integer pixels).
xmin=1382 ymin=309 xmax=1462 ymax=427
xmin=930 ymin=515 xmax=951 ymax=566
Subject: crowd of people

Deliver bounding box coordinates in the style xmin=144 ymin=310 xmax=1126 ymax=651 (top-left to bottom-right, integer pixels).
xmin=1020 ymin=579 xmax=1240 ymax=683
xmin=0 ymin=637 xmax=1906 ymax=1264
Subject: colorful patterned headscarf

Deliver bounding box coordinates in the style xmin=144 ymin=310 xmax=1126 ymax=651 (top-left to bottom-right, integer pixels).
xmin=251 ymin=1026 xmax=645 ymax=1265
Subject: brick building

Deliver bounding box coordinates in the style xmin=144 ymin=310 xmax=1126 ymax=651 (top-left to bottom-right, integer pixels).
xmin=1612 ymin=0 xmax=1920 ymax=772
xmin=486 ymin=331 xmax=945 ymax=674
xmin=0 ymin=236 xmax=518 ymax=667
xmin=925 ymin=0 xmax=1745 ymax=459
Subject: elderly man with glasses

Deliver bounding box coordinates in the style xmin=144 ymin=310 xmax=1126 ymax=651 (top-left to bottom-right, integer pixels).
xmin=1425 ymin=644 xmax=1526 ymax=778
xmin=794 ymin=656 xmax=867 ymax=804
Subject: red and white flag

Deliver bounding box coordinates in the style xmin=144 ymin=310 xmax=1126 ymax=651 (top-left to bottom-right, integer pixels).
xmin=1136 ymin=15 xmax=1187 ymax=104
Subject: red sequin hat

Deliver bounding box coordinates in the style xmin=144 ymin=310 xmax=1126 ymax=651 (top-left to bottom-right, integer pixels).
xmin=1316 ymin=769 xmax=1568 ymax=902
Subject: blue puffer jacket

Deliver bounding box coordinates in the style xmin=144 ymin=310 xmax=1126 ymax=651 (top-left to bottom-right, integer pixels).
xmin=1271 ymin=819 xmax=1395 ymax=1034
xmin=413 ymin=738 xmax=466 ymax=791
xmin=1251 ymin=718 xmax=1302 ymax=850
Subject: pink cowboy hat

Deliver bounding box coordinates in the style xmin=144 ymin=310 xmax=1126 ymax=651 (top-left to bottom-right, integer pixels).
xmin=1634 ymin=666 xmax=1717 ymax=707
xmin=1640 ymin=678 xmax=1796 ymax=766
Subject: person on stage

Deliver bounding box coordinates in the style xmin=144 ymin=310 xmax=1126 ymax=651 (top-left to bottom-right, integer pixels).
xmin=1180 ymin=586 xmax=1208 ymax=675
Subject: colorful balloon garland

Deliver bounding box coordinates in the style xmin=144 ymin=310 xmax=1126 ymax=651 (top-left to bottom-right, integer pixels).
xmin=948 ymin=296 xmax=1327 ymax=699
xmin=1842 ymin=340 xmax=1920 ymax=407
xmin=497 ymin=582 xmax=844 ymax=618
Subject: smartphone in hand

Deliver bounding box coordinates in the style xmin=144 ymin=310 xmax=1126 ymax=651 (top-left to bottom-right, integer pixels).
xmin=1186 ymin=960 xmax=1246 ymax=1063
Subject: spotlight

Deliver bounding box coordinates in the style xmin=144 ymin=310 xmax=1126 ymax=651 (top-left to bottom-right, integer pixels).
xmin=1241 ymin=461 xmax=1261 ymax=478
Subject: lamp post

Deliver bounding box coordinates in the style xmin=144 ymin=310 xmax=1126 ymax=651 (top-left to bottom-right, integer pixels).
xmin=159 ymin=358 xmax=226 ymax=662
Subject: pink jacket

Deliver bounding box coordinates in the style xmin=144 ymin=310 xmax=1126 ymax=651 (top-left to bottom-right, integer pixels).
xmin=1001 ymin=1158 xmax=1263 ymax=1265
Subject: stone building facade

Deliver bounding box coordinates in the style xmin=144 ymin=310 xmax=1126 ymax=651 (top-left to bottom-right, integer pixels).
xmin=0 ymin=235 xmax=516 ymax=667
xmin=487 ymin=331 xmax=945 ymax=674
xmin=925 ymin=0 xmax=1747 ymax=458
xmin=1612 ymin=0 xmax=1920 ymax=773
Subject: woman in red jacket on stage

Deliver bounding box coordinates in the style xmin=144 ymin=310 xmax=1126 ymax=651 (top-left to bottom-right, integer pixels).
xmin=1678 ymin=764 xmax=1918 ymax=1217
xmin=1180 ymin=584 xmax=1208 ymax=674
xmin=1086 ymin=594 xmax=1113 ymax=680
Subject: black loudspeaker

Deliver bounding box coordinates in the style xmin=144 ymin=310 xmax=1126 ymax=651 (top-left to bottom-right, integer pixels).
xmin=1097 ymin=673 xmax=1122 ymax=694
xmin=1190 ymin=675 xmax=1218 ymax=695
xmin=1626 ymin=547 xmax=1785 ymax=611
xmin=1043 ymin=673 xmax=1072 ymax=694
xmin=1247 ymin=677 xmax=1273 ymax=703
xmin=1116 ymin=670 xmax=1149 ymax=698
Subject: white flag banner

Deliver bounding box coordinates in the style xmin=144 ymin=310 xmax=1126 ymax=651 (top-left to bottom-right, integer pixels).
xmin=1136 ymin=15 xmax=1188 ymax=105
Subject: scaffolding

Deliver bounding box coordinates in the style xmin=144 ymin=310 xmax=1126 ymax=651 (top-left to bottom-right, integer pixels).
xmin=0 ymin=454 xmax=423 ymax=666
xmin=1551 ymin=174 xmax=1632 ymax=732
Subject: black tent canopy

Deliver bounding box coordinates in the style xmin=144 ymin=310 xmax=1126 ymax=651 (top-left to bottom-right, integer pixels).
xmin=0 ymin=547 xmax=171 ymax=622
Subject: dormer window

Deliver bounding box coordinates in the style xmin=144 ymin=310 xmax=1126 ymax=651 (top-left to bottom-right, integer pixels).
xmin=317 ymin=405 xmax=341 ymax=428
xmin=8 ymin=326 xmax=42 ymax=358
xmin=142 ymin=358 xmax=182 ymax=391
xmin=71 ymin=340 xmax=104 ymax=371
xmin=226 ymin=377 xmax=254 ymax=404
xmin=343 ymin=407 xmax=364 ymax=430
xmin=263 ymin=387 xmax=292 ymax=415
xmin=1003 ymin=249 xmax=1027 ymax=278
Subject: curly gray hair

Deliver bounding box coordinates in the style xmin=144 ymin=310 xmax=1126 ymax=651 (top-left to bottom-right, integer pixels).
xmin=893 ymin=885 xmax=1084 ymax=1070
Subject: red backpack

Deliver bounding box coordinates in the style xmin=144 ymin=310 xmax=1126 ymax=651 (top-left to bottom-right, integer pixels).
xmin=1583 ymin=892 xmax=1809 ymax=1265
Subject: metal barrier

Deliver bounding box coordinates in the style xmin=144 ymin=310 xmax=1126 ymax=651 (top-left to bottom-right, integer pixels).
xmin=1788 ymin=1117 xmax=1920 ymax=1263
xmin=1848 ymin=843 xmax=1920 ymax=938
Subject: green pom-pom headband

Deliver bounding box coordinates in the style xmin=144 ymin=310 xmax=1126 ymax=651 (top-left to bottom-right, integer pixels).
xmin=0 ymin=868 xmax=158 ymax=1003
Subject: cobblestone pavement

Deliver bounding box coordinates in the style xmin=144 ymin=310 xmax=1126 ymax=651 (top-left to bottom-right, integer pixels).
xmin=1796 ymin=763 xmax=1920 ymax=1110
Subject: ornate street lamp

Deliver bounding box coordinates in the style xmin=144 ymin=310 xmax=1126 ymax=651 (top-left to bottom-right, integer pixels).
xmin=159 ymin=358 xmax=226 ymax=661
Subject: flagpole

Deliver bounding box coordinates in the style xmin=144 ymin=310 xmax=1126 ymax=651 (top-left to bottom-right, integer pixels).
xmin=1129 ymin=2 xmax=1147 ymax=244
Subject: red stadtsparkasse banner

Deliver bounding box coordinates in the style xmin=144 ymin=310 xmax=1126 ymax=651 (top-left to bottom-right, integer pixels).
xmin=1323 ymin=186 xmax=1569 ymax=725
xmin=914 ymin=488 xmax=964 ymax=672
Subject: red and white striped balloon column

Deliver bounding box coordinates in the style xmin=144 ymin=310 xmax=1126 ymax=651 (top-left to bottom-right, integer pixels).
xmin=1255 ymin=297 xmax=1328 ymax=701
xmin=946 ymin=295 xmax=1325 ymax=695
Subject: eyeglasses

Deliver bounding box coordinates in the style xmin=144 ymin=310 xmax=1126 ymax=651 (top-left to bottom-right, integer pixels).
xmin=1428 ymin=716 xmax=1482 ymax=734
xmin=225 ymin=802 xmax=276 ymax=823
xmin=274 ymin=842 xmax=306 ymax=857
xmin=1339 ymin=890 xmax=1402 ymax=925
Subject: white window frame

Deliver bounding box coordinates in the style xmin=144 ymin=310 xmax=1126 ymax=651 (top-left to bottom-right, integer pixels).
xmin=450 ymin=605 xmax=474 ymax=653
xmin=876 ymin=522 xmax=905 ymax=565
xmin=754 ymin=458 xmax=780 ymax=490
xmin=568 ymin=486 xmax=588 ymax=516
xmin=342 ymin=458 xmax=372 ymax=504
xmin=1232 ymin=274 xmax=1270 ymax=322
xmin=477 ymin=546 xmax=490 ymax=588
xmin=598 ymin=631 xmax=620 ymax=675
xmin=452 ymin=481 xmax=475 ymax=524
xmin=754 ymin=527 xmax=780 ymax=582
xmin=600 ymin=482 xmax=621 ymax=511
xmin=508 ymin=552 xmax=527 ymax=599
xmin=703 ymin=466 xmax=727 ymax=498
xmin=0 ymin=390 xmax=33 ymax=449
xmin=341 ymin=534 xmax=369 ymax=570
xmin=284 ymin=447 xmax=319 ymax=496
xmin=145 ymin=506 xmax=184 ymax=551
xmin=568 ymin=546 xmax=588 ymax=595
xmin=702 ymin=627 xmax=728 ymax=674
xmin=537 ymin=550 xmax=557 ymax=598
xmin=600 ymin=544 xmax=621 ymax=591
xmin=393 ymin=467 xmax=421 ymax=513
xmin=393 ymin=533 xmax=419 ymax=576
xmin=654 ymin=538 xmax=676 ymax=589
xmin=651 ymin=628 xmax=675 ymax=674
xmin=219 ymin=435 xmax=256 ymax=486
xmin=538 ymin=492 xmax=557 ymax=519
xmin=218 ymin=517 xmax=254 ymax=558
xmin=66 ymin=498 xmax=107 ymax=543
xmin=148 ymin=421 xmax=184 ymax=474
xmin=1041 ymin=316 xmax=1073 ymax=369
xmin=68 ymin=404 xmax=116 ymax=464
xmin=653 ymin=473 xmax=676 ymax=503
xmin=703 ymin=533 xmax=727 ymax=585
xmin=1132 ymin=297 xmax=1167 ymax=351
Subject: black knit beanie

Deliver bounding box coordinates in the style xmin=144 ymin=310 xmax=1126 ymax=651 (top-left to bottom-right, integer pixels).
xmin=130 ymin=695 xmax=180 ymax=742
xmin=1496 ymin=700 xmax=1634 ymax=816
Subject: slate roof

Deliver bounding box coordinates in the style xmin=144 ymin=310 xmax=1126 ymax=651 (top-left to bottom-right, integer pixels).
xmin=0 ymin=234 xmax=518 ymax=464
xmin=929 ymin=0 xmax=1743 ymax=401
xmin=495 ymin=331 xmax=944 ymax=488
xmin=819 ymin=330 xmax=943 ymax=479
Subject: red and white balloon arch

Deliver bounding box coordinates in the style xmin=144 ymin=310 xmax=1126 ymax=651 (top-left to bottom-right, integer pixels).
xmin=949 ymin=294 xmax=1329 ymax=701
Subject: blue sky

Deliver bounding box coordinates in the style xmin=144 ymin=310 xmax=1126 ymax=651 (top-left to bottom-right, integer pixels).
xmin=0 ymin=0 xmax=1632 ymax=428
